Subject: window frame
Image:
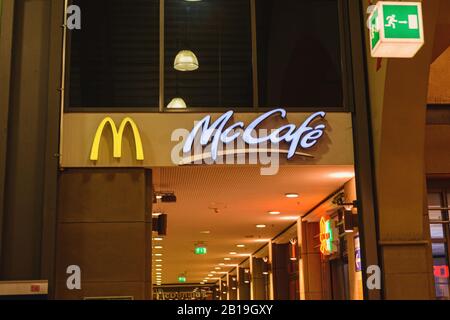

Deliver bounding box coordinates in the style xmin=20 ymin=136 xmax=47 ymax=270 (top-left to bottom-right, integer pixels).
xmin=63 ymin=0 xmax=355 ymax=113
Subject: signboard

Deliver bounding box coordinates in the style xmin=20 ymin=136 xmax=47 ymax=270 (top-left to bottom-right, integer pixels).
xmin=195 ymin=247 xmax=207 ymax=255
xmin=369 ymin=1 xmax=424 ymax=58
xmin=319 ymin=217 xmax=336 ymax=256
xmin=61 ymin=112 xmax=354 ymax=168
xmin=154 ymin=286 xmax=215 ymax=300
xmin=354 ymin=236 xmax=362 ymax=272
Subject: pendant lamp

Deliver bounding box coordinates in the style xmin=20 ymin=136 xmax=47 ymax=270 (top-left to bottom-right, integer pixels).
xmin=167 ymin=97 xmax=188 ymax=109
xmin=174 ymin=50 xmax=199 ymax=72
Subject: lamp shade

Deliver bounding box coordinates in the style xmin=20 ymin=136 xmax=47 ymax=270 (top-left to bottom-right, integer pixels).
xmin=167 ymin=97 xmax=187 ymax=109
xmin=174 ymin=50 xmax=199 ymax=71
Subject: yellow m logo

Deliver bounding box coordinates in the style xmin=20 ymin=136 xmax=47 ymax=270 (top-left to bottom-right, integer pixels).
xmin=90 ymin=117 xmax=144 ymax=161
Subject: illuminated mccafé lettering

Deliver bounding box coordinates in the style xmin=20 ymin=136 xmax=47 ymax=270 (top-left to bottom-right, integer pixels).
xmin=182 ymin=109 xmax=326 ymax=161
xmin=90 ymin=117 xmax=144 ymax=161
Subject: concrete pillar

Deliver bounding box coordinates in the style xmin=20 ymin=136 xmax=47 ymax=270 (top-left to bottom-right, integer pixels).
xmin=363 ymin=0 xmax=441 ymax=299
xmin=237 ymin=267 xmax=250 ymax=300
xmin=54 ymin=169 xmax=152 ymax=299
xmin=272 ymin=243 xmax=290 ymax=300
xmin=299 ymin=221 xmax=324 ymax=300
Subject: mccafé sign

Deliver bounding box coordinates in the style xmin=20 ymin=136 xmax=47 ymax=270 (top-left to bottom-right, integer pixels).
xmin=88 ymin=109 xmax=327 ymax=163
xmin=182 ymin=108 xmax=327 ymax=160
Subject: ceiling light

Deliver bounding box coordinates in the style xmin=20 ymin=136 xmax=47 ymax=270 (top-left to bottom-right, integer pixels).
xmin=154 ymin=253 xmax=162 ymax=256
xmin=200 ymin=230 xmax=211 ymax=234
xmin=167 ymin=97 xmax=187 ymax=109
xmin=268 ymin=211 xmax=281 ymax=215
xmin=254 ymin=239 xmax=271 ymax=243
xmin=229 ymin=252 xmax=237 ymax=255
xmin=236 ymin=244 xmax=245 ymax=248
xmin=215 ymin=267 xmax=221 ymax=270
xmin=174 ymin=50 xmax=199 ymax=71
xmin=256 ymin=224 xmax=266 ymax=228
xmin=154 ymin=246 xmax=163 ymax=249
xmin=280 ymin=216 xmax=300 ymax=221
xmin=211 ymin=271 xmax=217 ymax=274
xmin=156 ymin=272 xmax=162 ymax=275
xmin=200 ymin=282 xmax=205 ymax=285
xmin=155 ymin=259 xmax=163 ymax=262
xmin=153 ymin=237 xmax=163 ymax=241
xmin=219 ymin=263 xmax=225 ymax=266
xmin=156 ymin=264 xmax=162 ymax=267
xmin=155 ymin=195 xmax=163 ymax=200
xmin=156 ymin=268 xmax=162 ymax=271
xmin=224 ymin=258 xmax=231 ymax=261
xmin=285 ymin=193 xmax=299 ymax=198
xmin=329 ymin=172 xmax=355 ymax=179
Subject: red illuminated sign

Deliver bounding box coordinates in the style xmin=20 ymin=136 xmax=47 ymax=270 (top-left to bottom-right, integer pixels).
xmin=434 ymin=265 xmax=449 ymax=279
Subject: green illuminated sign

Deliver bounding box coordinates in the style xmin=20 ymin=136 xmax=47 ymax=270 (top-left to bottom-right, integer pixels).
xmin=368 ymin=2 xmax=424 ymax=58
xmin=195 ymin=247 xmax=207 ymax=255
xmin=178 ymin=276 xmax=187 ymax=283
xmin=383 ymin=4 xmax=420 ymax=40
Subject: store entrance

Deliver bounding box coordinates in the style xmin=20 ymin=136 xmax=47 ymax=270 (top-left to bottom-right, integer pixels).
xmin=150 ymin=165 xmax=363 ymax=300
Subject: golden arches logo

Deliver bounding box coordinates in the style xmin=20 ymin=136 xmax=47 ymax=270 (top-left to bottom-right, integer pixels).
xmin=90 ymin=117 xmax=144 ymax=161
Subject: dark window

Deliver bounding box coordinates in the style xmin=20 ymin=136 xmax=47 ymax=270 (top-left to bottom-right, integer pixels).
xmin=68 ymin=0 xmax=159 ymax=108
xmin=164 ymin=0 xmax=253 ymax=108
xmin=256 ymin=0 xmax=344 ymax=108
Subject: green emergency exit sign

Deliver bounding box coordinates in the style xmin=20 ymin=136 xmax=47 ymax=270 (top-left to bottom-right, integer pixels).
xmin=369 ymin=1 xmax=424 ymax=58
xmin=195 ymin=247 xmax=207 ymax=255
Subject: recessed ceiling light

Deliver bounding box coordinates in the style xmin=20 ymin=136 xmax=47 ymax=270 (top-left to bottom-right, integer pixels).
xmin=208 ymin=274 xmax=213 ymax=277
xmin=280 ymin=216 xmax=300 ymax=221
xmin=154 ymin=246 xmax=163 ymax=249
xmin=219 ymin=263 xmax=225 ymax=266
xmin=236 ymin=244 xmax=245 ymax=248
xmin=156 ymin=264 xmax=162 ymax=267
xmin=215 ymin=267 xmax=221 ymax=270
xmin=156 ymin=272 xmax=162 ymax=275
xmin=224 ymin=258 xmax=231 ymax=261
xmin=268 ymin=211 xmax=281 ymax=215
xmin=254 ymin=239 xmax=270 ymax=243
xmin=155 ymin=259 xmax=163 ymax=262
xmin=154 ymin=253 xmax=162 ymax=256
xmin=153 ymin=237 xmax=163 ymax=241
xmin=200 ymin=230 xmax=211 ymax=234
xmin=329 ymin=172 xmax=355 ymax=179
xmin=156 ymin=268 xmax=162 ymax=271
xmin=285 ymin=193 xmax=299 ymax=198
xmin=256 ymin=224 xmax=266 ymax=228
xmin=229 ymin=252 xmax=237 ymax=255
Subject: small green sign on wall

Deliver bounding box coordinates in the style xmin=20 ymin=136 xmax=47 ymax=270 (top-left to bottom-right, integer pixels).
xmin=369 ymin=1 xmax=424 ymax=58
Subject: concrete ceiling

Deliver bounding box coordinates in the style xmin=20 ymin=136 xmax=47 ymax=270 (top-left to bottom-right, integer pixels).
xmin=151 ymin=165 xmax=354 ymax=285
